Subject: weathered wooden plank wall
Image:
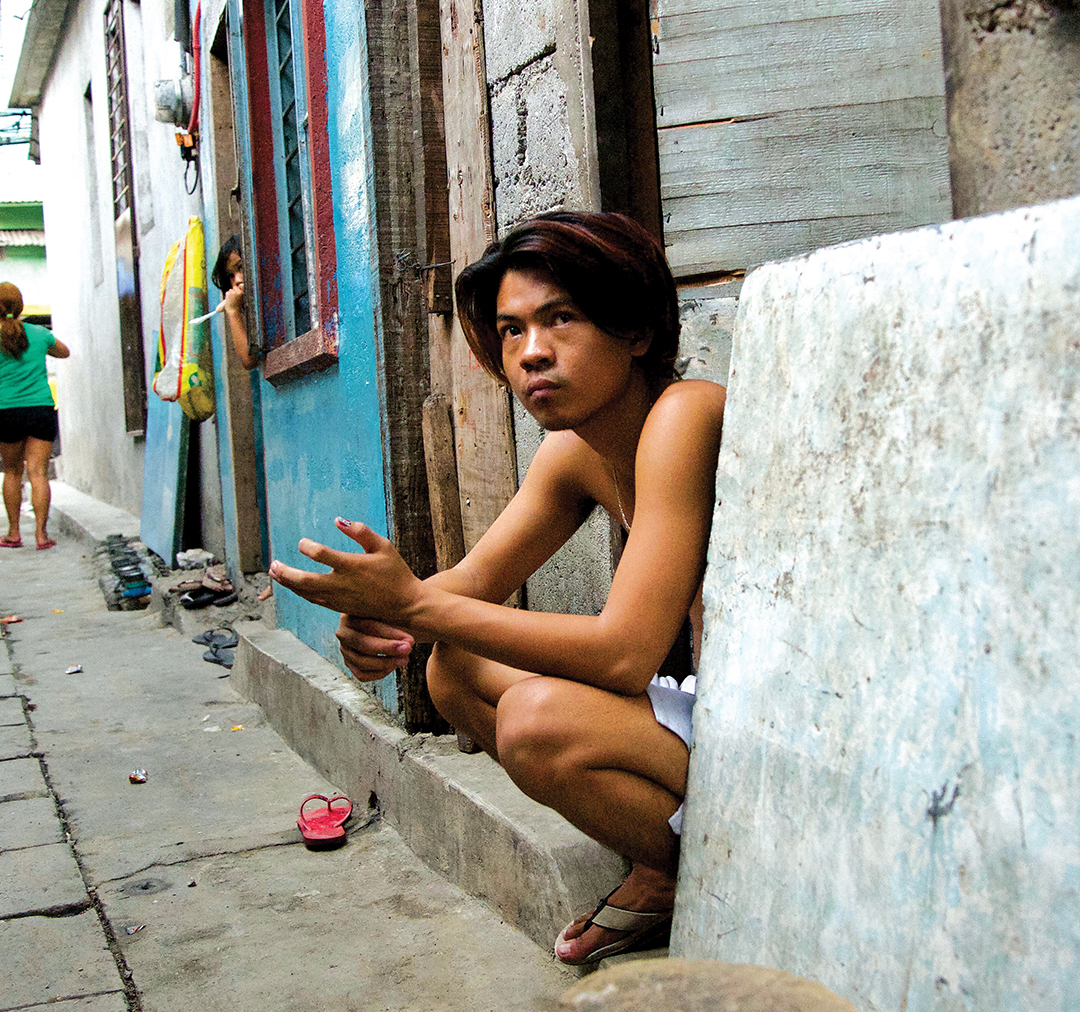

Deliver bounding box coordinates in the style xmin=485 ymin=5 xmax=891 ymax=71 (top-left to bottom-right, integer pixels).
xmin=365 ymin=0 xmax=443 ymax=731
xmin=651 ymin=0 xmax=952 ymax=276
xmin=439 ymin=0 xmax=518 ymax=554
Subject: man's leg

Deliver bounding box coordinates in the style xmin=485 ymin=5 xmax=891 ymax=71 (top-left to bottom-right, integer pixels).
xmin=426 ymin=641 xmax=537 ymax=760
xmin=428 ymin=647 xmax=689 ymax=962
xmin=0 ymin=440 xmax=26 ymax=543
xmin=23 ymin=438 xmax=54 ymax=547
xmin=495 ymin=675 xmax=687 ymax=962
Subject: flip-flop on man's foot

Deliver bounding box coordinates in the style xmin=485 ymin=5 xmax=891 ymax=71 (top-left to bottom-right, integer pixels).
xmin=36 ymin=538 xmax=57 ymax=551
xmin=554 ymin=869 xmax=675 ymax=966
xmin=1 ymin=536 xmax=22 ymax=548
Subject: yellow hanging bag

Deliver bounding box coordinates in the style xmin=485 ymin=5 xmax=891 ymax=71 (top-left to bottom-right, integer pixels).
xmin=152 ymin=216 xmax=215 ymax=421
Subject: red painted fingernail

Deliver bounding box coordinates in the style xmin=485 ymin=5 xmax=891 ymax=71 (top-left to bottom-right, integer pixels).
xmin=336 ymin=517 xmax=353 ymax=527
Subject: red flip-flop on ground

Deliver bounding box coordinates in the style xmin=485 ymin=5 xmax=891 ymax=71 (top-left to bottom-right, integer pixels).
xmin=0 ymin=537 xmax=21 ymax=548
xmin=297 ymin=794 xmax=352 ymax=848
xmin=36 ymin=539 xmax=56 ymax=551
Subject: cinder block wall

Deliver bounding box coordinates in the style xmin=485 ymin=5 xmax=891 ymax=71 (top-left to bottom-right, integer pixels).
xmin=675 ymin=195 xmax=1080 ymax=1011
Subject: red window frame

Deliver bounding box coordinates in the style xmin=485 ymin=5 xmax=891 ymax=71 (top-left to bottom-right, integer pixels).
xmin=242 ymin=0 xmax=338 ymax=385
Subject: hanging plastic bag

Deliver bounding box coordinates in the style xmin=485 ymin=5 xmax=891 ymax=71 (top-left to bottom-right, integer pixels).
xmin=152 ymin=216 xmax=215 ymax=421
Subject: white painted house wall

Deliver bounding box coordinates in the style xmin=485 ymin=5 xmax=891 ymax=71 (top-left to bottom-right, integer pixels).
xmin=31 ymin=0 xmax=224 ymax=553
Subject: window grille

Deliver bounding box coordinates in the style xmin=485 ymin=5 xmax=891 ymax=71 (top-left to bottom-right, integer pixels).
xmin=103 ymin=0 xmax=147 ymax=433
xmin=104 ymin=0 xmax=134 ymax=220
xmin=266 ymin=0 xmax=313 ymax=338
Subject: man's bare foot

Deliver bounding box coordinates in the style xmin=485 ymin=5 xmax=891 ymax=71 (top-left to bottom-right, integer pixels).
xmin=554 ymin=863 xmax=676 ymax=965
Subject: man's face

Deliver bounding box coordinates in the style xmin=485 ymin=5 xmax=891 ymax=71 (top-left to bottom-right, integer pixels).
xmin=496 ymin=268 xmax=647 ymax=432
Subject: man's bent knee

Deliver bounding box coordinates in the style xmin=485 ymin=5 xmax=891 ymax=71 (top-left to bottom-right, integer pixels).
xmin=496 ymin=679 xmax=583 ymax=796
xmin=425 ymin=643 xmax=455 ymax=719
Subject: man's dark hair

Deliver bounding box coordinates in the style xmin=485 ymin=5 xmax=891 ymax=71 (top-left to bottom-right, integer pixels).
xmin=211 ymin=234 xmax=242 ymax=295
xmin=455 ymin=212 xmax=680 ymax=387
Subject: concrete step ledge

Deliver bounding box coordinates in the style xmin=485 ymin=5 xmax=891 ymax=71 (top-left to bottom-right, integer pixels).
xmin=49 ymin=481 xmax=140 ymax=547
xmin=232 ymin=623 xmax=627 ymax=951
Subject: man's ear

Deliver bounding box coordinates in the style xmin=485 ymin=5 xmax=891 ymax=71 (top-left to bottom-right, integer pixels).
xmin=629 ymin=334 xmax=652 ymax=359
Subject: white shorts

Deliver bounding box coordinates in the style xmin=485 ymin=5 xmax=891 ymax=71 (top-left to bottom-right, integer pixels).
xmin=646 ymin=677 xmax=696 ymax=835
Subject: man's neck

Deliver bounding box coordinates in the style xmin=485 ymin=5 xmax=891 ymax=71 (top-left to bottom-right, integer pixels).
xmin=575 ymin=372 xmax=665 ymax=478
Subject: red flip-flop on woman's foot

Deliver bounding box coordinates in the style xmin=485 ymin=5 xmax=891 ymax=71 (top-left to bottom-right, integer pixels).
xmin=297 ymin=794 xmax=352 ymax=848
xmin=0 ymin=537 xmax=22 ymax=548
xmin=36 ymin=539 xmax=56 ymax=551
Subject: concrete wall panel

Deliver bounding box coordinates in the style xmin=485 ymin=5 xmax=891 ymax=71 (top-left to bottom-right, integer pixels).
xmin=940 ymin=0 xmax=1080 ymax=218
xmin=490 ymin=56 xmax=584 ymax=227
xmin=675 ymin=195 xmax=1080 ymax=1011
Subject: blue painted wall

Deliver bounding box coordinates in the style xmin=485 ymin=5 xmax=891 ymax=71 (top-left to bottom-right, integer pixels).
xmin=254 ymin=0 xmax=397 ymax=710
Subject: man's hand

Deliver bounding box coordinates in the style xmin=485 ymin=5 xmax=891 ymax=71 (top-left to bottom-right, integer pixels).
xmin=269 ymin=518 xmax=423 ymax=623
xmin=336 ymin=614 xmax=413 ymax=681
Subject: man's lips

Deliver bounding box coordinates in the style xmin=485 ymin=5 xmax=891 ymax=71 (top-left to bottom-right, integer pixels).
xmin=525 ymin=378 xmax=558 ymax=396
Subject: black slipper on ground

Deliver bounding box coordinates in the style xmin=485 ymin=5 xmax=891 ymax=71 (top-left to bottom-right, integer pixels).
xmin=203 ymin=645 xmax=235 ymax=669
xmin=192 ymin=628 xmax=238 ymax=649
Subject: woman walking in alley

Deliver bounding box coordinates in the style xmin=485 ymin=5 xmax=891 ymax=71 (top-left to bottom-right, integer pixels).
xmin=269 ymin=212 xmax=726 ymax=965
xmin=0 ymin=282 xmax=70 ymax=550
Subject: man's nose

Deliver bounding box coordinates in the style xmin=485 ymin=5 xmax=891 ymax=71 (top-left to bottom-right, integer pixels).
xmin=519 ymin=326 xmax=553 ymax=367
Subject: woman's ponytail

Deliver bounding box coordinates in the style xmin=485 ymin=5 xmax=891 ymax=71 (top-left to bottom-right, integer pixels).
xmin=0 ymin=282 xmax=28 ymax=359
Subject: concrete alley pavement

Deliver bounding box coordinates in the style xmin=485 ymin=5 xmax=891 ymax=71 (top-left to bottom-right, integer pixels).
xmin=0 ymin=517 xmax=573 ymax=1011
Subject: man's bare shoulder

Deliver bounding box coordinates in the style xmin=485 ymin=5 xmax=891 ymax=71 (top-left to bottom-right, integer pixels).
xmin=523 ymin=428 xmax=603 ymax=502
xmin=645 ymin=379 xmax=727 ymax=435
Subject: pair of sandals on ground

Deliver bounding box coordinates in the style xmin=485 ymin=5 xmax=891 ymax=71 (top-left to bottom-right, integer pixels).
xmin=1 ymin=533 xmax=55 ymax=549
xmin=176 ymin=565 xmax=238 ymax=608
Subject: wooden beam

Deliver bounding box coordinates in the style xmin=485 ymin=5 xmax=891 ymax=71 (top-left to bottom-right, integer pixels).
xmin=365 ymin=0 xmax=445 ymax=733
xmin=439 ymin=0 xmax=518 ymax=554
xmin=421 ymin=394 xmax=466 ymax=571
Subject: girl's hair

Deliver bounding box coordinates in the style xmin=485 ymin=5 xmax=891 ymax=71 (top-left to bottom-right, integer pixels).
xmin=0 ymin=282 xmax=27 ymax=360
xmin=455 ymin=211 xmax=680 ymax=387
xmin=211 ymin=235 xmax=242 ymax=294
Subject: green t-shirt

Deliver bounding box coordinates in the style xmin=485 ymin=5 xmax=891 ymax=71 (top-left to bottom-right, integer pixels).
xmin=0 ymin=322 xmax=56 ymax=409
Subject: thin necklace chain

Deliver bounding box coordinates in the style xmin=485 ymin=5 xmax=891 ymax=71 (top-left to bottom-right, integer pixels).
xmin=612 ymin=465 xmax=631 ymax=531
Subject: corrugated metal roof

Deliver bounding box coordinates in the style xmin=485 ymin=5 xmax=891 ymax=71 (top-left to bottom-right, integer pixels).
xmin=0 ymin=230 xmax=46 ymax=247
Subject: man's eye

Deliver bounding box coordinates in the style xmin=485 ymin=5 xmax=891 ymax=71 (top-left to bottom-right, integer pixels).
xmin=553 ymin=311 xmax=574 ymax=325
xmin=501 ymin=325 xmax=521 ymax=339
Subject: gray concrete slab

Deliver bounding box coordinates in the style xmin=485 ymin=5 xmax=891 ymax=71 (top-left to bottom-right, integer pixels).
xmin=0 ymin=911 xmax=123 ymax=1008
xmin=101 ymin=821 xmax=572 ymax=1012
xmin=0 ymin=841 xmax=88 ymax=917
xmin=0 ymin=796 xmax=64 ymax=851
xmin=0 ymin=696 xmax=23 ymax=725
xmin=0 ymin=672 xmax=15 ymax=694
xmin=42 ymin=997 xmax=129 ymax=1012
xmin=0 ymin=756 xmax=48 ymax=800
xmin=0 ymin=506 xmax=600 ymax=1007
xmin=233 ymin=627 xmax=628 ymax=953
xmin=0 ymin=723 xmax=32 ymax=759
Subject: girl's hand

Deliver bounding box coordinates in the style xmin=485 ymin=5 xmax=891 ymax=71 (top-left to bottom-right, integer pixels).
xmin=223 ymin=278 xmax=244 ymax=313
xmin=336 ymin=614 xmax=414 ymax=681
xmin=268 ymin=518 xmax=423 ymax=622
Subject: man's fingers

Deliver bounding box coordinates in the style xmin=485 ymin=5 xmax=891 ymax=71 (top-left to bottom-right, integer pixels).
xmin=268 ymin=559 xmax=311 ymax=589
xmin=334 ymin=518 xmax=389 ymax=555
xmin=340 ymin=645 xmax=406 ymax=681
xmin=339 ymin=614 xmax=413 ymax=643
xmin=336 ymin=624 xmax=411 ymax=659
xmin=296 ymin=538 xmax=346 ymax=568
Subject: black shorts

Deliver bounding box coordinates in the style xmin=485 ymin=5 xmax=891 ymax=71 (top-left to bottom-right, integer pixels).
xmin=0 ymin=405 xmax=59 ymax=444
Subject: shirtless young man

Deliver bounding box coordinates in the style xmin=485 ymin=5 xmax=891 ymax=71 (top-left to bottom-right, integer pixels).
xmin=269 ymin=211 xmax=726 ymax=965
